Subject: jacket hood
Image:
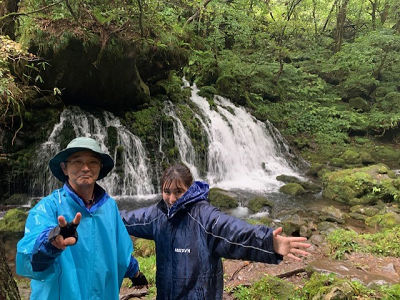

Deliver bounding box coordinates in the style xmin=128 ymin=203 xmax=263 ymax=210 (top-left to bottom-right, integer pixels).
xmin=166 ymin=181 xmax=209 ymax=218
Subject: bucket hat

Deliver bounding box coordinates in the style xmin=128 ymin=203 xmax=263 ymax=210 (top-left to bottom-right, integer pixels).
xmin=49 ymin=137 xmax=114 ymax=182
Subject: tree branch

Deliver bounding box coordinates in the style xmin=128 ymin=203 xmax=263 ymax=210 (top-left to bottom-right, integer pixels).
xmin=0 ymin=0 xmax=64 ymax=21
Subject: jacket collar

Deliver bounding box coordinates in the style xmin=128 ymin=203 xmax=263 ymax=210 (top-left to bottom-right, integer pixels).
xmin=160 ymin=181 xmax=209 ymax=218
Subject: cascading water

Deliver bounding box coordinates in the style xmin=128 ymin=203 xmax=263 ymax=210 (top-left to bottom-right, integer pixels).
xmin=159 ymin=81 xmax=304 ymax=193
xmin=31 ymin=106 xmax=154 ymax=197
xmin=186 ymin=81 xmax=303 ymax=192
xmin=33 ymin=83 xmax=304 ymax=197
xmin=163 ymin=102 xmax=200 ymax=179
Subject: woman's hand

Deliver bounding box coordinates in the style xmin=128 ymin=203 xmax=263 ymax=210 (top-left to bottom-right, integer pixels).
xmin=272 ymin=227 xmax=311 ymax=261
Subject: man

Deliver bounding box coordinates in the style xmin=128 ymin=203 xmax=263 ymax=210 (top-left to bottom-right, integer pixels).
xmin=17 ymin=137 xmax=147 ymax=300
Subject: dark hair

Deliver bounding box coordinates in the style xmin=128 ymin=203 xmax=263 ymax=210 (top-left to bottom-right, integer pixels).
xmin=161 ymin=163 xmax=194 ymax=191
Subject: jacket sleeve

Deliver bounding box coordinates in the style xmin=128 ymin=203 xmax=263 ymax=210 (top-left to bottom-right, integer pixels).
xmin=202 ymin=204 xmax=283 ymax=264
xmin=120 ymin=205 xmax=159 ymax=240
xmin=30 ymin=227 xmax=63 ymax=271
xmin=124 ymin=255 xmax=139 ymax=278
xmin=16 ymin=196 xmax=61 ymax=281
xmin=114 ymin=202 xmax=138 ymax=283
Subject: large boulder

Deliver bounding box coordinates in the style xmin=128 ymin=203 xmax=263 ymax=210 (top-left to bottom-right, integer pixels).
xmin=322 ymin=164 xmax=400 ymax=205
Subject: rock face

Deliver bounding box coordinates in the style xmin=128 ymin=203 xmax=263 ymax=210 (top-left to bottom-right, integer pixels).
xmin=30 ymin=36 xmax=188 ymax=113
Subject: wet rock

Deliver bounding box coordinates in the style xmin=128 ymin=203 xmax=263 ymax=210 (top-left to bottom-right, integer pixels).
xmin=319 ymin=206 xmax=347 ymax=224
xmin=307 ymin=258 xmax=398 ymax=286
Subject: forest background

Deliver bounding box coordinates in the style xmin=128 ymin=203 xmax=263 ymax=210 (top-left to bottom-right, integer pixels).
xmin=1 ymin=0 xmax=400 ymax=299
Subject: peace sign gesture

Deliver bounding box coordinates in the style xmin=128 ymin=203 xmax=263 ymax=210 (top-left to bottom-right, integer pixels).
xmin=48 ymin=212 xmax=82 ymax=250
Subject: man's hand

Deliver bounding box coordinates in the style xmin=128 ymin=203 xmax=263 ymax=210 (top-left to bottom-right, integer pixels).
xmin=49 ymin=212 xmax=81 ymax=250
xmin=130 ymin=271 xmax=148 ymax=289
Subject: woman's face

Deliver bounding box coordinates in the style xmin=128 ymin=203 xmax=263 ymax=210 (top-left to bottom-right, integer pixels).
xmin=162 ymin=180 xmax=188 ymax=207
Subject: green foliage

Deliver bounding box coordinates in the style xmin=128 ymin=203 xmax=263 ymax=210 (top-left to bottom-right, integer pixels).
xmin=124 ymin=106 xmax=161 ymax=141
xmin=302 ymin=273 xmax=380 ymax=299
xmin=0 ymin=208 xmax=28 ymax=232
xmin=363 ymin=225 xmax=400 ymax=257
xmin=229 ymin=272 xmax=400 ymax=300
xmin=327 ymin=225 xmax=400 ymax=259
xmin=327 ymin=229 xmax=360 ymax=259
xmin=380 ymin=284 xmax=400 ymax=300
xmin=231 ymin=275 xmax=299 ymax=300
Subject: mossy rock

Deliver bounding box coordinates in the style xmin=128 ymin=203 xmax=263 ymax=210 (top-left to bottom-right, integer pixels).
xmin=305 ymin=162 xmax=325 ymax=176
xmin=281 ymin=213 xmax=307 ymax=236
xmin=322 ymin=164 xmax=400 ymax=205
xmin=303 ymin=273 xmax=357 ymax=299
xmin=339 ymin=150 xmax=362 ymax=165
xmin=371 ymin=145 xmax=400 ymax=164
xmin=349 ymin=205 xmax=380 ymax=217
xmin=198 ymin=85 xmax=218 ymax=101
xmin=133 ymin=238 xmax=156 ymax=257
xmin=365 ymin=212 xmax=400 ymax=229
xmin=236 ymin=274 xmax=296 ymax=300
xmin=4 ymin=193 xmax=30 ymax=205
xmin=298 ymin=181 xmax=322 ymax=193
xmin=330 ymin=158 xmax=345 ymax=168
xmin=276 ymin=175 xmax=300 ymax=183
xmin=293 ymin=136 xmax=310 ymax=149
xmin=0 ymin=208 xmax=27 ymax=232
xmin=208 ymin=188 xmax=239 ymax=209
xmin=279 ymin=183 xmax=305 ymax=196
xmin=349 ymin=97 xmax=369 ymax=112
xmin=359 ymin=151 xmax=375 ymax=165
xmin=247 ymin=196 xmax=273 ymax=213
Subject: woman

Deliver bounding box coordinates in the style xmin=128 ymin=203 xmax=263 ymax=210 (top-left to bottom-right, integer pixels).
xmin=121 ymin=163 xmax=310 ymax=300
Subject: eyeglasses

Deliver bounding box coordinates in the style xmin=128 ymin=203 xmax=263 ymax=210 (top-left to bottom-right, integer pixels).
xmin=65 ymin=159 xmax=102 ymax=169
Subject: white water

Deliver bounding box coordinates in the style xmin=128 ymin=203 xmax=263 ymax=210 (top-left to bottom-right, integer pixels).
xmin=31 ymin=106 xmax=154 ymax=197
xmin=163 ymin=101 xmax=200 ymax=179
xmin=33 ymin=82 xmax=304 ymax=197
xmin=187 ymin=82 xmax=302 ymax=192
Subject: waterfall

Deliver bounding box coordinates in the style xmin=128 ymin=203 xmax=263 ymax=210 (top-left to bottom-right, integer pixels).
xmin=163 ymin=102 xmax=200 ymax=179
xmin=160 ymin=81 xmax=303 ymax=193
xmin=187 ymin=82 xmax=302 ymax=192
xmin=31 ymin=106 xmax=154 ymax=197
xmin=33 ymin=84 xmax=303 ymax=197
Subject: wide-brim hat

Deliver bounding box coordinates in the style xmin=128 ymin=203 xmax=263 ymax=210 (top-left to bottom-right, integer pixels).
xmin=49 ymin=137 xmax=114 ymax=182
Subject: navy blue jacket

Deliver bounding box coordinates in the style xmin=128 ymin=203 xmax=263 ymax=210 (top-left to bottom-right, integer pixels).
xmin=121 ymin=181 xmax=283 ymax=300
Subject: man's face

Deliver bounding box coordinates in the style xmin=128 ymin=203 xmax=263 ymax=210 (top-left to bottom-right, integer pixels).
xmin=61 ymin=151 xmax=102 ymax=190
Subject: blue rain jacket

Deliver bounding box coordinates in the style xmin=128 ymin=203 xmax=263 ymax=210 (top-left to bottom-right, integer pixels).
xmin=17 ymin=183 xmax=138 ymax=300
xmin=121 ymin=181 xmax=283 ymax=300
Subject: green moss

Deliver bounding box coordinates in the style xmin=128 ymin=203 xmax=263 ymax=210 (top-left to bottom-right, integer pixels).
xmin=232 ymin=275 xmax=297 ymax=300
xmin=134 ymin=238 xmax=156 ymax=257
xmin=365 ymin=212 xmax=400 ymax=230
xmin=106 ymin=126 xmax=118 ymax=157
xmin=327 ymin=225 xmax=400 ymax=258
xmin=322 ymin=164 xmax=400 ymax=205
xmin=279 ymin=183 xmax=305 ymax=196
xmin=0 ymin=209 xmax=28 ymax=232
xmin=208 ymin=188 xmax=239 ymax=209
xmin=247 ymin=196 xmax=273 ymax=213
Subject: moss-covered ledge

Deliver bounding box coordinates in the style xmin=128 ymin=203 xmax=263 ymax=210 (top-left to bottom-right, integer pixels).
xmin=322 ymin=164 xmax=400 ymax=206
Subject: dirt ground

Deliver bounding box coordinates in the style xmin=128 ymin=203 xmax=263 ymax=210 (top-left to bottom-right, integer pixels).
xmin=118 ymin=242 xmax=400 ymax=300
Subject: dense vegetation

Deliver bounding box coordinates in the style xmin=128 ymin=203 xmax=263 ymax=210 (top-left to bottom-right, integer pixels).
xmin=1 ymin=0 xmax=400 ymax=299
xmin=1 ymin=0 xmax=400 ymax=165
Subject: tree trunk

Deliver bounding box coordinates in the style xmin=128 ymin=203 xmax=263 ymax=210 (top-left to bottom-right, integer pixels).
xmin=322 ymin=0 xmax=339 ymax=32
xmin=368 ymin=0 xmax=377 ymax=30
xmin=334 ymin=0 xmax=350 ymax=53
xmin=0 ymin=236 xmax=21 ymax=300
xmin=0 ymin=0 xmax=20 ymax=39
xmin=380 ymin=1 xmax=390 ymax=25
